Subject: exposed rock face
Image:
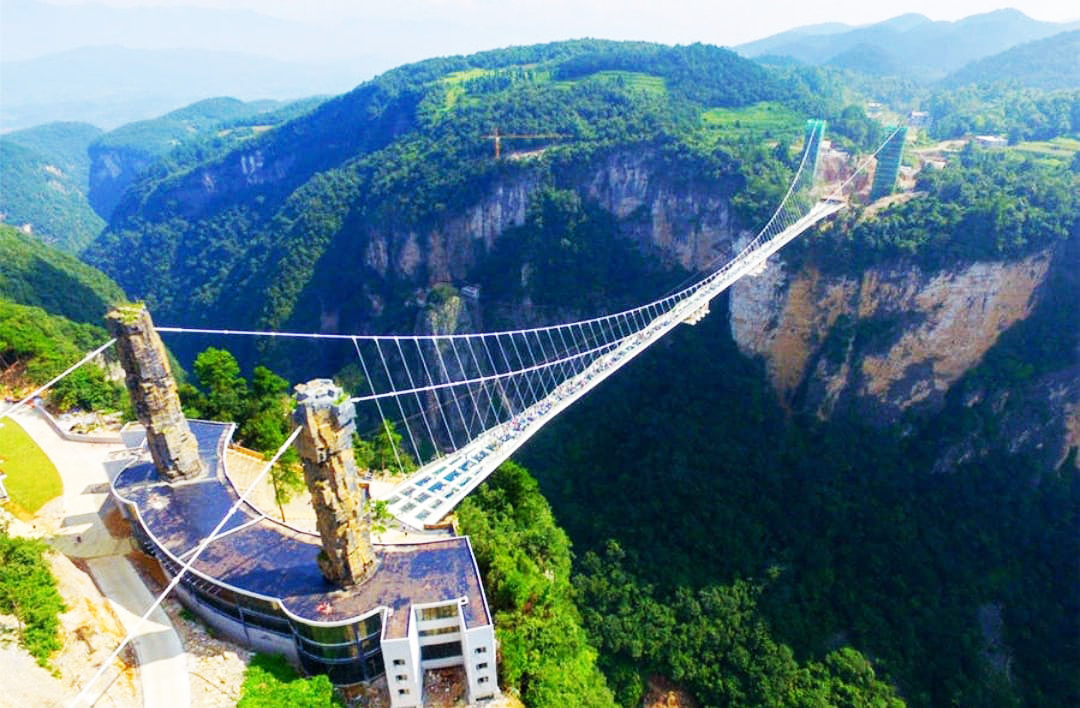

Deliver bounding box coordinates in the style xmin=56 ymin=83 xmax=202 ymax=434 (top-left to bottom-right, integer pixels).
xmin=415 ymin=286 xmax=484 ymax=449
xmin=934 ymin=365 xmax=1080 ymax=473
xmin=362 ymin=173 xmax=539 ymax=284
xmin=88 ymin=147 xmax=153 ymax=220
xmin=588 ymin=151 xmax=741 ymax=271
xmin=274 ymin=149 xmax=746 ymax=357
xmin=729 ymin=248 xmax=1055 ymax=423
xmin=293 ymin=379 xmax=375 ymax=587
xmin=105 ymin=304 xmax=204 ymax=481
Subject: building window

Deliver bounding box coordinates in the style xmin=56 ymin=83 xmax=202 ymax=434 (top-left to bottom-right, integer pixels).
xmin=420 ymin=641 xmax=462 ymax=661
xmin=419 ymin=604 xmax=458 ymax=621
xmin=418 ymin=625 xmax=458 ymax=637
xmin=476 ymin=662 xmax=488 ymax=670
xmin=393 ymin=659 xmax=405 ymax=666
xmin=478 ymin=676 xmax=490 ymax=684
xmin=398 ymin=688 xmax=410 ymax=696
xmin=395 ymin=674 xmax=408 ymax=682
xmin=474 ymin=646 xmax=487 ymax=654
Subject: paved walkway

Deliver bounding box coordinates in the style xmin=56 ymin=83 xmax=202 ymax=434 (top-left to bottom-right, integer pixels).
xmin=86 ymin=555 xmax=190 ymax=708
xmin=6 ymin=409 xmax=191 ymax=708
xmin=7 ymin=409 xmax=131 ymax=559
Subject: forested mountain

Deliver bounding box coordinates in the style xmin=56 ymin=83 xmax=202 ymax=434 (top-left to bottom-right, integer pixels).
xmin=68 ymin=37 xmax=1080 ymax=708
xmin=943 ymin=30 xmax=1080 ymax=90
xmin=1 ymin=121 xmax=101 ymax=186
xmin=736 ymin=9 xmax=1080 ymax=81
xmin=0 ymin=123 xmax=105 ymax=252
xmin=0 ymin=225 xmax=125 ymax=410
xmin=0 ymin=224 xmax=124 ymax=324
xmin=87 ymin=96 xmax=321 ymax=220
xmin=84 ymin=40 xmax=864 ymax=370
xmin=0 ymin=98 xmax=326 ymax=254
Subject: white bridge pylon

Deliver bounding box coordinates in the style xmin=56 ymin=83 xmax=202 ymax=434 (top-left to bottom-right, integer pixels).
xmin=151 ymin=120 xmax=901 ymax=531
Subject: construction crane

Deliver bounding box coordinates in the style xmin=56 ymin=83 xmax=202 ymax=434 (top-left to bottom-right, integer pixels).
xmin=482 ymin=128 xmax=570 ymax=159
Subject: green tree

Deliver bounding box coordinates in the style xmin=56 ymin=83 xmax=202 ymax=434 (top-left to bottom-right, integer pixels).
xmin=575 ymin=543 xmax=903 ymax=707
xmin=48 ymin=363 xmax=122 ymax=411
xmin=352 ymin=432 xmax=374 ymax=470
xmin=459 ymin=462 xmax=616 ymax=707
xmin=361 ymin=420 xmax=415 ymax=475
xmin=0 ymin=298 xmax=118 ymax=413
xmin=237 ymin=653 xmax=340 ymax=707
xmin=0 ymin=528 xmax=66 ymax=666
xmin=239 ymin=365 xmax=303 ymax=519
xmin=191 ymin=347 xmax=248 ymax=422
xmin=180 ymin=349 xmax=304 ymax=518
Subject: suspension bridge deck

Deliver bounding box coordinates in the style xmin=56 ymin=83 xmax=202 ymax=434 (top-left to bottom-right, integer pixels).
xmin=375 ymin=198 xmax=845 ymax=529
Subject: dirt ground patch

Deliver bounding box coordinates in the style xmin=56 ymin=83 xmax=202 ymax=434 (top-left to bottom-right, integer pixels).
xmin=0 ymin=546 xmax=140 ymax=708
xmin=644 ymin=674 xmax=698 ymax=708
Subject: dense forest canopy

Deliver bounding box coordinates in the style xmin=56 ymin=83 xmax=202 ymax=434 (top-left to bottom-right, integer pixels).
xmin=941 ymin=30 xmax=1080 ymax=90
xmin=0 ymin=299 xmax=121 ymax=411
xmin=0 ymin=138 xmax=105 ymax=253
xmin=0 ymin=225 xmax=125 ymax=409
xmin=0 ymin=224 xmax=125 ymax=324
xmin=520 ymin=277 xmax=1077 ymax=706
xmin=807 ymin=145 xmax=1080 ymax=269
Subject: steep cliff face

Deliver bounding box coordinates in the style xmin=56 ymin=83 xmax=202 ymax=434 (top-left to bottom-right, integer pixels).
xmin=87 ymin=147 xmax=153 ymax=220
xmin=934 ymin=365 xmax=1080 ymax=473
xmin=730 ymin=248 xmax=1055 ymax=422
xmin=337 ymin=150 xmax=738 ymax=291
xmin=729 ymin=243 xmax=1079 ymax=471
xmin=285 ymin=149 xmax=742 ymax=339
xmin=362 ymin=174 xmax=539 ymax=284
xmin=587 ymin=152 xmax=741 ymax=271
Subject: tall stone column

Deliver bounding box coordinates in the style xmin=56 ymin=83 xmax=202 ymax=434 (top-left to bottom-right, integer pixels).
xmin=293 ymin=379 xmax=376 ymax=587
xmin=105 ymin=304 xmax=204 ymax=482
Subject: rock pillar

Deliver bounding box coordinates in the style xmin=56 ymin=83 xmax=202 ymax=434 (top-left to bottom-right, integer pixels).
xmin=105 ymin=304 xmax=204 ymax=482
xmin=293 ymin=379 xmax=376 ymax=587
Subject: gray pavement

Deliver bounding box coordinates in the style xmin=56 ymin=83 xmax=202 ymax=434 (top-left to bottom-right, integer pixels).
xmin=6 ymin=409 xmax=130 ymax=558
xmin=6 ymin=409 xmax=191 ymax=708
xmin=86 ymin=555 xmax=191 ymax=708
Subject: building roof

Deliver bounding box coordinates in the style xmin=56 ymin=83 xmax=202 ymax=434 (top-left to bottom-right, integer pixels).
xmin=113 ymin=420 xmax=490 ymax=636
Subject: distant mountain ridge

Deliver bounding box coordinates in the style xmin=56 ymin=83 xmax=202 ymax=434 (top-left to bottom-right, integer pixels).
xmin=0 ymin=97 xmax=325 ymax=252
xmin=0 ymin=124 xmax=105 ymax=252
xmin=736 ymin=8 xmax=1080 ymax=81
xmin=80 ymin=40 xmax=817 ymax=366
xmin=942 ymin=30 xmax=1080 ymax=89
xmin=86 ymin=96 xmax=322 ymax=220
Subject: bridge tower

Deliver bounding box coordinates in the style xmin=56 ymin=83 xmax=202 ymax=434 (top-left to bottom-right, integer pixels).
xmin=804 ymin=119 xmax=827 ymax=183
xmin=293 ymin=379 xmax=377 ymax=587
xmin=105 ymin=304 xmax=204 ymax=482
xmin=869 ymin=125 xmax=908 ymax=201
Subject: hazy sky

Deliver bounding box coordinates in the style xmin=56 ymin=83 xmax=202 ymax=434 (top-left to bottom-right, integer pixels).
xmin=25 ymin=0 xmax=1080 ymax=52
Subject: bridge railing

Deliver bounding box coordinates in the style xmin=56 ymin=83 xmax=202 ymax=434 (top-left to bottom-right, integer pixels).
xmin=377 ymin=122 xmax=846 ymax=526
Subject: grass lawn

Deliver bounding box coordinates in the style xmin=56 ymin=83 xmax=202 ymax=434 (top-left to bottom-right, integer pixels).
xmin=1010 ymin=135 xmax=1080 ymax=161
xmin=0 ymin=417 xmax=62 ymax=518
xmin=700 ymin=101 xmax=803 ymax=145
xmin=553 ymin=70 xmax=667 ymax=96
